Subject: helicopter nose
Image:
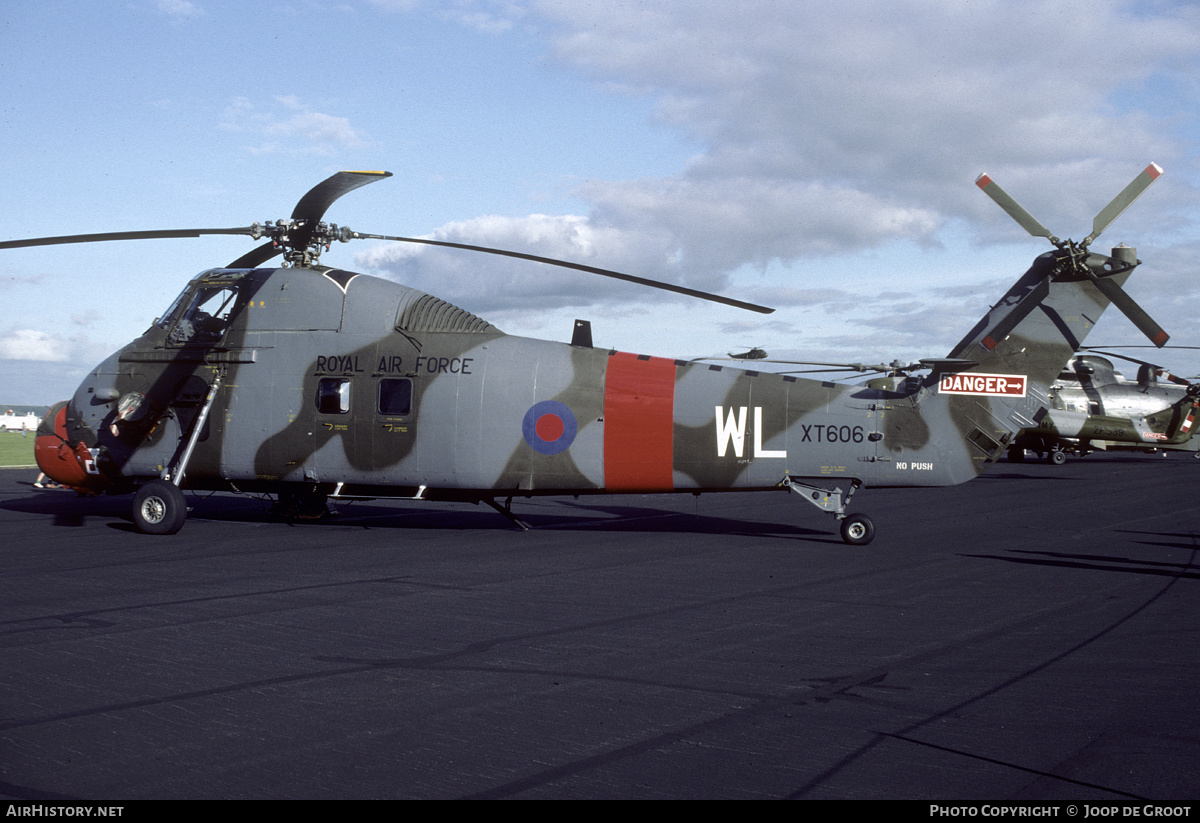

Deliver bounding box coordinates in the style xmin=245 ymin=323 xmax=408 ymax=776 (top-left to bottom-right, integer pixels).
xmin=34 ymin=401 xmax=106 ymax=494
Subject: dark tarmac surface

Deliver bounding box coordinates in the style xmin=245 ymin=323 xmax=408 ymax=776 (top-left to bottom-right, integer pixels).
xmin=1 ymin=455 xmax=1198 ymax=800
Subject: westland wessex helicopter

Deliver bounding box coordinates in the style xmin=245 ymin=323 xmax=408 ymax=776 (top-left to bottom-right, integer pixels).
xmin=2 ymin=164 xmax=1168 ymax=544
xmin=1008 ymin=349 xmax=1200 ymax=463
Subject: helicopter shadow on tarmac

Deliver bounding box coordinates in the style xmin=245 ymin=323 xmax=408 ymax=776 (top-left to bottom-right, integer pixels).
xmin=189 ymin=493 xmax=843 ymax=542
xmin=0 ymin=478 xmax=838 ymax=542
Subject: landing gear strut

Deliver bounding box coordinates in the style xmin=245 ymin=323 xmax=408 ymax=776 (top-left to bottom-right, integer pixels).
xmin=132 ymin=368 xmax=223 ymax=534
xmin=781 ymin=477 xmax=875 ymax=546
xmin=484 ymin=496 xmax=531 ymax=530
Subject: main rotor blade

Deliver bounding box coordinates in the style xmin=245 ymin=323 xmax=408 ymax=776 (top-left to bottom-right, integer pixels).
xmin=353 ymin=232 xmax=775 ymax=314
xmin=291 ymin=171 xmax=393 ymax=222
xmin=0 ymin=227 xmax=259 ymax=251
xmin=1085 ymin=162 xmax=1163 ymax=247
xmin=1082 ymin=270 xmax=1169 ymax=347
xmin=228 ymin=241 xmax=282 ymax=269
xmin=976 ymin=173 xmax=1060 ymax=245
xmin=736 ymin=359 xmax=897 ymax=372
xmin=289 ymin=170 xmax=393 ymax=250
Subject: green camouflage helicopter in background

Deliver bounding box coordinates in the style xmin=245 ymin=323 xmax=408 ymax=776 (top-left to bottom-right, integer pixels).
xmin=1 ymin=164 xmax=1167 ymax=544
xmin=1007 ymin=348 xmax=1200 ymax=463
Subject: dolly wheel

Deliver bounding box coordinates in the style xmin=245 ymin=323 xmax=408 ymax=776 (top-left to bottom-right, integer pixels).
xmin=840 ymin=513 xmax=875 ymax=546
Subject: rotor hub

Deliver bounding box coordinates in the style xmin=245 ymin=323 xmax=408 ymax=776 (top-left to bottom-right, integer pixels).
xmin=249 ymin=219 xmax=355 ymax=267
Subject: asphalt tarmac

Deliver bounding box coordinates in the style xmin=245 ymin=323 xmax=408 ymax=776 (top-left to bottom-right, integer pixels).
xmin=1 ymin=454 xmax=1198 ymax=800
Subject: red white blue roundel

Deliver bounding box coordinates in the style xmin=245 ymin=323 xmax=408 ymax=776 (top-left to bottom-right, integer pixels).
xmin=522 ymin=400 xmax=578 ymax=456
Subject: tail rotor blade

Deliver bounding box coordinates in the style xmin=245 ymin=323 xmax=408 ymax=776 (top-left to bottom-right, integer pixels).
xmin=1085 ymin=163 xmax=1163 ymax=247
xmin=978 ymin=277 xmax=1051 ymax=351
xmin=976 ymin=173 xmax=1060 ymax=245
xmin=1083 ymin=270 xmax=1169 ymax=347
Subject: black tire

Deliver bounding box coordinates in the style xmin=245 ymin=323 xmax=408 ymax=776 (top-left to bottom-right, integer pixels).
xmin=1007 ymin=447 xmax=1025 ymax=463
xmin=1049 ymin=449 xmax=1067 ymax=466
xmin=840 ymin=513 xmax=875 ymax=546
xmin=132 ymin=480 xmax=187 ymax=535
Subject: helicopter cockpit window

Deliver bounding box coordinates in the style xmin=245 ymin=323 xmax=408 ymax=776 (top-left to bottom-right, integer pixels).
xmin=167 ymin=284 xmax=240 ymax=346
xmin=316 ymin=378 xmax=351 ymax=414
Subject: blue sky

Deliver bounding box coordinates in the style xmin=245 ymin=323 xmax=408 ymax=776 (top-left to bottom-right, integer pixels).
xmin=4 ymin=0 xmax=1200 ymax=404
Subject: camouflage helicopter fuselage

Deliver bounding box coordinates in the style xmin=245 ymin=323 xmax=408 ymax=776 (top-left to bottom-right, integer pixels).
xmin=1011 ymin=354 xmax=1200 ymax=461
xmin=37 ymin=242 xmax=1124 ymax=540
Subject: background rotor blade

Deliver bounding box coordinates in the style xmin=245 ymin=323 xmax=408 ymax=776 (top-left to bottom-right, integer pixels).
xmin=975 ymin=173 xmax=1060 ymax=244
xmin=228 ymin=241 xmax=282 ymax=269
xmin=0 ymin=227 xmax=258 ymax=251
xmin=1080 ymin=349 xmax=1163 ymax=368
xmin=1084 ymin=348 xmax=1198 ymax=391
xmin=1082 ymin=270 xmax=1169 ymax=347
xmin=777 ymin=367 xmax=875 ymax=375
xmin=917 ymin=358 xmax=979 ymax=372
xmin=353 ymin=232 xmax=775 ymax=314
xmin=1085 ymin=163 xmax=1163 ymax=246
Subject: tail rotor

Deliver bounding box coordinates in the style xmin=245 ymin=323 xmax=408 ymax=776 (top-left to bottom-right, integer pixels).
xmin=974 ymin=163 xmax=1167 ymax=350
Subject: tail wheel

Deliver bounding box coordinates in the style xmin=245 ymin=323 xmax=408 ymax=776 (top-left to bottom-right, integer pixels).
xmin=132 ymin=480 xmax=188 ymax=535
xmin=840 ymin=513 xmax=875 ymax=546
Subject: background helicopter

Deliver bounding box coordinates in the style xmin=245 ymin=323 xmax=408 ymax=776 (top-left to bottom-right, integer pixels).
xmin=1006 ymin=348 xmax=1200 ymax=463
xmin=2 ymin=165 xmax=1168 ymax=544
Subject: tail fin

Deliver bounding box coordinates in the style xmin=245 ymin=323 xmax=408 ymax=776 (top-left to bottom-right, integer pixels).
xmin=946 ymin=245 xmax=1140 ymax=394
xmin=933 ymin=165 xmax=1165 ymax=463
xmin=1149 ymin=389 xmax=1200 ymax=444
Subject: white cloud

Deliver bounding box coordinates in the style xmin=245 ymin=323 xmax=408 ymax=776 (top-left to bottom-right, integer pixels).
xmin=219 ymin=96 xmax=368 ymax=155
xmin=155 ymin=0 xmax=203 ymax=20
xmin=531 ymin=0 xmax=1200 ymax=230
xmin=0 ymin=330 xmax=72 ymax=363
xmin=364 ymin=0 xmax=1200 ymax=340
xmin=356 ymin=213 xmax=665 ymax=312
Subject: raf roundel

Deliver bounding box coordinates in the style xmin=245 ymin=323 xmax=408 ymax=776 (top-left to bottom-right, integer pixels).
xmin=522 ymin=400 xmax=578 ymax=456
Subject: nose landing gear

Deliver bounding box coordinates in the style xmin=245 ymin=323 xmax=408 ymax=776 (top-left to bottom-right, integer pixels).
xmin=132 ymin=480 xmax=188 ymax=535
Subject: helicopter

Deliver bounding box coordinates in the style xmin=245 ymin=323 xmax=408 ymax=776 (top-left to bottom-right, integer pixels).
xmin=1006 ymin=349 xmax=1200 ymax=463
xmin=3 ymin=164 xmax=1167 ymax=544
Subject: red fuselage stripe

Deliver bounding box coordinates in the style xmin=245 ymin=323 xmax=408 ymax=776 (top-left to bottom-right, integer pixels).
xmin=603 ymin=352 xmax=676 ymax=491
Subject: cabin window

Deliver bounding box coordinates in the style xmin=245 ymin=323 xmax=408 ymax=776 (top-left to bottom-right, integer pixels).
xmin=316 ymin=378 xmax=351 ymax=414
xmin=377 ymin=378 xmax=412 ymax=416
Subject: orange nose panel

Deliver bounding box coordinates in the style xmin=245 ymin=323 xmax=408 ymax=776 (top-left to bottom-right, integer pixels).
xmin=34 ymin=404 xmax=103 ymax=493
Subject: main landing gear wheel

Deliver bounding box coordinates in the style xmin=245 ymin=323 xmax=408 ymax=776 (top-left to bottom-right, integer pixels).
xmin=840 ymin=513 xmax=875 ymax=546
xmin=132 ymin=480 xmax=188 ymax=535
xmin=1048 ymin=448 xmax=1067 ymax=465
